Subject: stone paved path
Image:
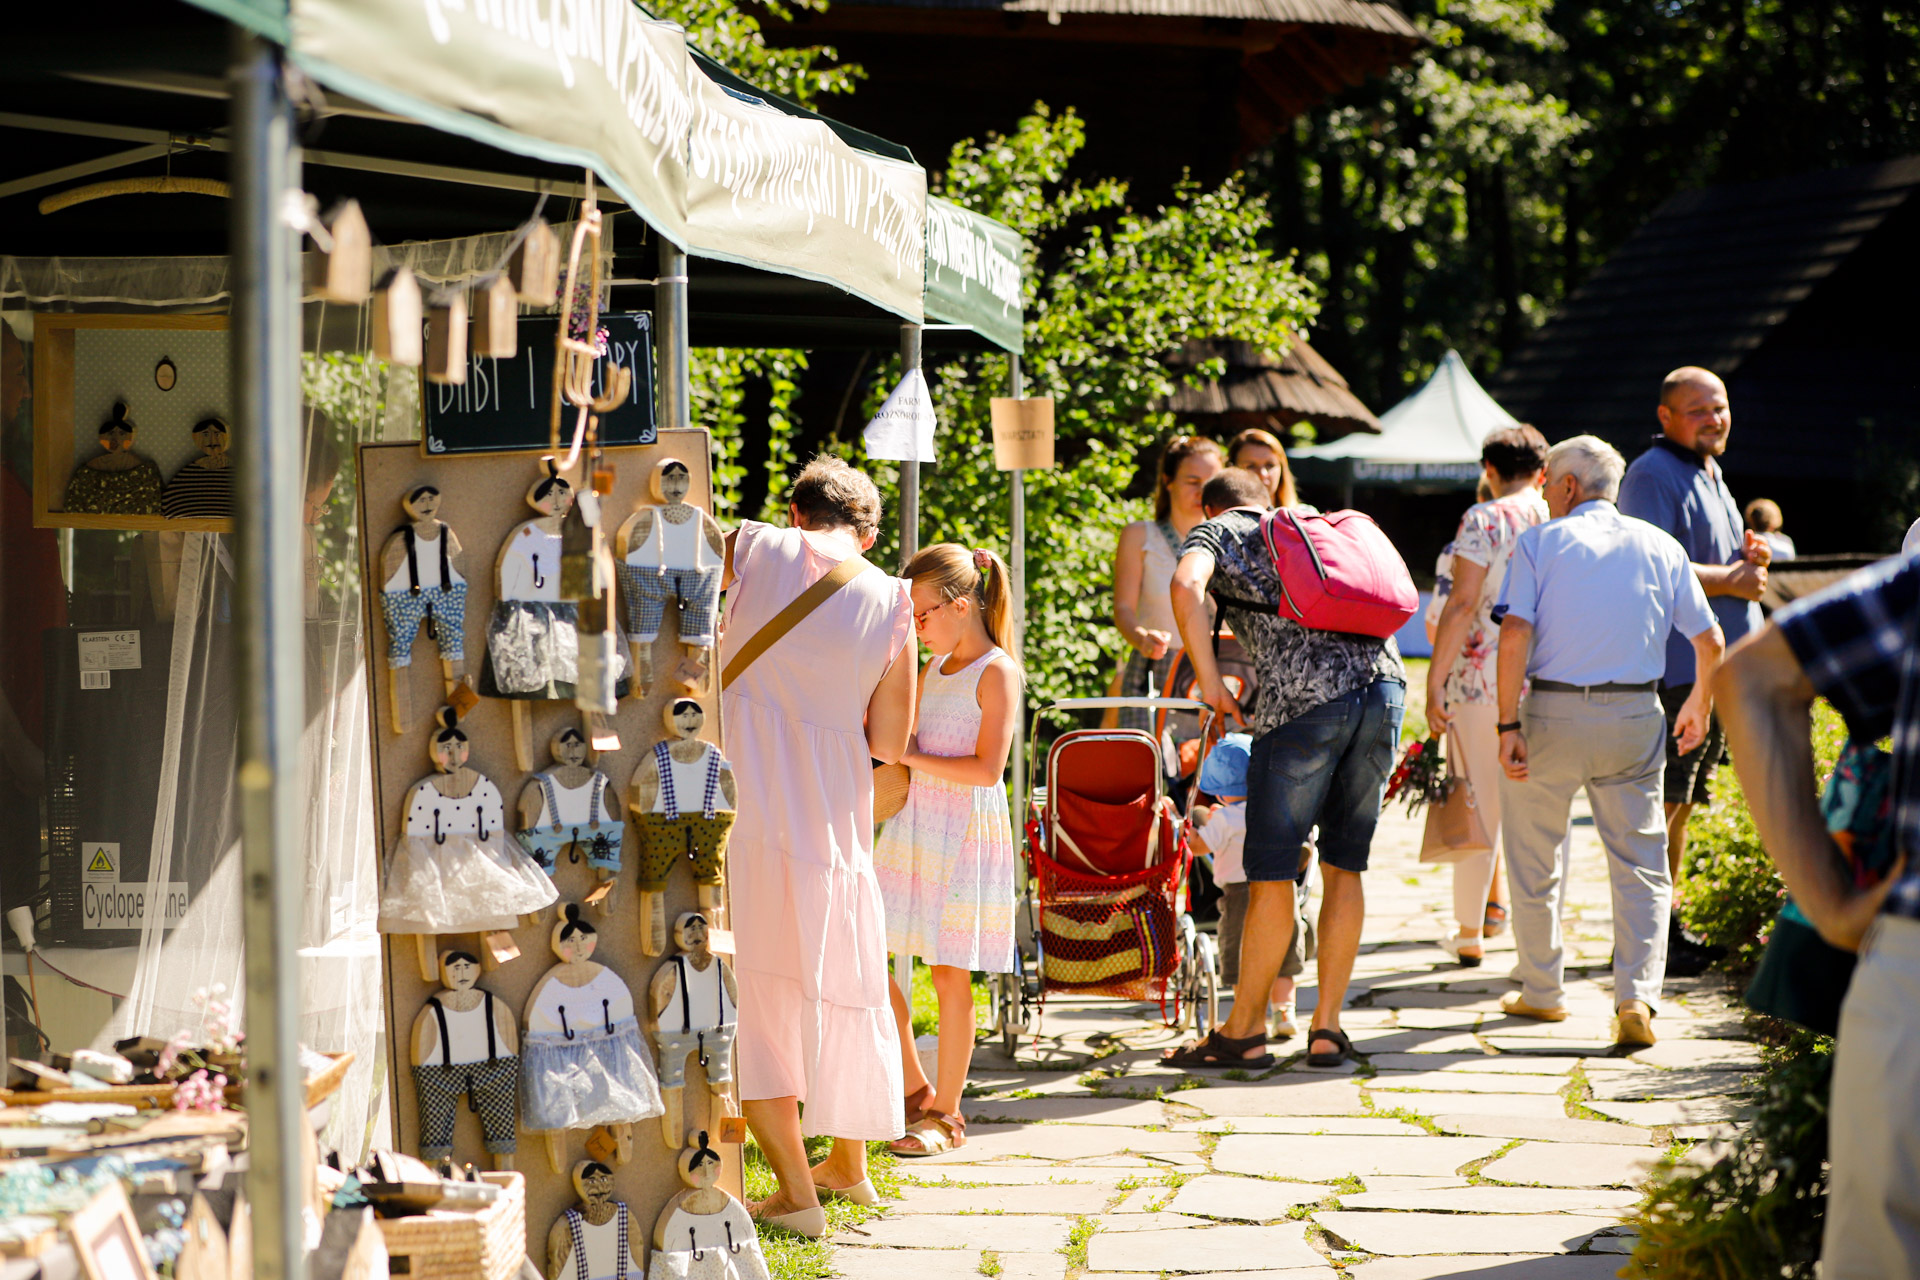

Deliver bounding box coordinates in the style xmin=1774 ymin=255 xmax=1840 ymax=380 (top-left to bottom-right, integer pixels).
xmin=831 ymin=794 xmax=1758 ymax=1279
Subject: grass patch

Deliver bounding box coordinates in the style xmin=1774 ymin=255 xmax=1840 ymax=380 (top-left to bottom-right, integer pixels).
xmin=744 ymin=1136 xmax=904 ymax=1280
xmin=1463 ymin=1138 xmax=1525 ymax=1185
xmin=902 ymin=960 xmax=992 ymax=1039
xmin=978 ymin=1251 xmax=1003 ymax=1277
xmin=1063 ymin=1216 xmax=1097 ymax=1269
xmin=1221 ymin=1067 xmax=1251 ymax=1081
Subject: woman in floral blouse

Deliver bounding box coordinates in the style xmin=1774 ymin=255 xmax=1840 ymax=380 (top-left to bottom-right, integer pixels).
xmin=1424 ymin=426 xmax=1550 ymax=965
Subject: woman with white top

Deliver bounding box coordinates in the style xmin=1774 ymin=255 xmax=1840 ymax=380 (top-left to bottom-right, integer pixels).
xmin=1112 ymin=436 xmax=1224 ymax=728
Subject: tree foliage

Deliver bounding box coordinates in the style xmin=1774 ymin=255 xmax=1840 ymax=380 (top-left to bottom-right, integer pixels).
xmin=644 ymin=0 xmax=859 ymax=108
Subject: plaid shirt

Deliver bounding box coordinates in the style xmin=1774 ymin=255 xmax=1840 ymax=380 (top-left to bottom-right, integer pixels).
xmin=1776 ymin=554 xmax=1920 ymax=917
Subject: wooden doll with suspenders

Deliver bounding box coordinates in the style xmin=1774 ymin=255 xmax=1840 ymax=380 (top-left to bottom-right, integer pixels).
xmin=547 ymin=1159 xmax=642 ymax=1280
xmin=410 ymin=948 xmax=519 ymax=1170
xmin=647 ymin=912 xmax=738 ymax=1149
xmin=517 ymin=726 xmax=624 ymax=912
xmin=628 ymin=699 xmax=736 ymax=956
xmin=617 ymin=458 xmax=724 ymax=697
xmin=378 ymin=484 xmax=469 ymax=734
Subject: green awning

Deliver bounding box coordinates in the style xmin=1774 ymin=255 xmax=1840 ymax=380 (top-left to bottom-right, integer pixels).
xmin=925 ymin=195 xmax=1023 ymax=354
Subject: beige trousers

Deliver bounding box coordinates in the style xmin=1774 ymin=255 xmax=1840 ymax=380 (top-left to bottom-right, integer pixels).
xmin=1826 ymin=916 xmax=1920 ymax=1276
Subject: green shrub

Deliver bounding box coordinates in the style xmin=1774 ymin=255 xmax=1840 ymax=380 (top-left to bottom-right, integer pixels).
xmin=1678 ymin=700 xmax=1848 ymax=970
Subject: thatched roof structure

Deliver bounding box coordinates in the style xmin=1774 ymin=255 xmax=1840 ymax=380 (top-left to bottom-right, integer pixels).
xmin=1164 ymin=333 xmax=1380 ymax=441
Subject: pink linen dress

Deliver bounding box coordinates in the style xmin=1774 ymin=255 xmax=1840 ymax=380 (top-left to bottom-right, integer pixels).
xmin=719 ymin=520 xmax=913 ymax=1140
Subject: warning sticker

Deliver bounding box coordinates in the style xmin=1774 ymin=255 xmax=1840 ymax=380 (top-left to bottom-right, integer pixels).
xmin=82 ymin=843 xmax=119 ymax=883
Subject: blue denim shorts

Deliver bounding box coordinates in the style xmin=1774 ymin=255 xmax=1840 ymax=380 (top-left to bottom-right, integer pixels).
xmin=1245 ymin=679 xmax=1406 ymax=880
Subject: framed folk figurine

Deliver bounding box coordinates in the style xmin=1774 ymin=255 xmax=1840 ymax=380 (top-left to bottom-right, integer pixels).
xmin=378 ymin=485 xmax=469 ymax=734
xmin=161 ymin=416 xmax=233 ymax=520
xmin=648 ymin=1131 xmax=770 ymax=1280
xmin=617 ymin=459 xmax=724 ymax=696
xmin=517 ymin=726 xmax=624 ymax=910
xmin=628 ymin=699 xmax=736 ymax=955
xmin=484 ymin=459 xmax=631 ymax=768
xmin=411 ymin=948 xmax=520 ymax=1170
xmin=522 ymin=904 xmax=665 ymax=1172
xmin=377 ymin=708 xmax=558 ymax=979
xmin=547 ymin=1160 xmax=643 ymax=1280
xmin=64 ymin=401 xmax=164 ymax=517
xmin=648 ymin=913 xmax=737 ymax=1149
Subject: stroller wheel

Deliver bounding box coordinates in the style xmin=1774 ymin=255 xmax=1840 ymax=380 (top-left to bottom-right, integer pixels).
xmin=994 ymin=969 xmax=1022 ymax=1059
xmin=1190 ymin=934 xmax=1220 ymax=1037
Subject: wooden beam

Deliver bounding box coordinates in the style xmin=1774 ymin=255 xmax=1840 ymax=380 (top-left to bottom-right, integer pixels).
xmin=769 ymin=7 xmax=1303 ymax=51
xmin=1283 ymin=26 xmax=1384 ymax=90
xmin=1239 ymin=51 xmax=1321 ymax=120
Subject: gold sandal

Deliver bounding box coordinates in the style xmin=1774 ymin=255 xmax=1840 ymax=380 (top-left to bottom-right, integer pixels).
xmin=889 ymin=1109 xmax=964 ymax=1157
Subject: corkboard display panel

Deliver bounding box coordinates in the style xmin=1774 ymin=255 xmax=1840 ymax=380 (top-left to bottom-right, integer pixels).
xmin=32 ymin=314 xmax=234 ymax=533
xmin=356 ymin=433 xmax=743 ymax=1266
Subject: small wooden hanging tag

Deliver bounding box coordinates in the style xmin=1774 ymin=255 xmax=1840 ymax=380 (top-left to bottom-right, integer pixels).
xmin=370 ymin=267 xmax=423 ymax=367
xmin=586 ymin=711 xmax=620 ymax=754
xmin=471 ymin=275 xmax=519 ymax=359
xmin=715 ymin=1116 xmax=748 ymax=1145
xmin=447 ymin=679 xmax=481 ymax=720
xmin=584 ymin=1126 xmax=623 ymax=1167
xmin=483 ymin=930 xmax=521 ymax=965
xmin=306 ymin=199 xmax=372 ymax=304
xmin=510 ymin=220 xmax=559 ymax=306
xmin=425 ymin=289 xmax=469 ymax=386
xmin=706 ymin=928 xmax=735 ymax=956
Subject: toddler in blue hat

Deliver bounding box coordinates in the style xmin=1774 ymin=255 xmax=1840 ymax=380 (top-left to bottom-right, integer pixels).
xmin=1190 ymin=733 xmax=1314 ymax=1039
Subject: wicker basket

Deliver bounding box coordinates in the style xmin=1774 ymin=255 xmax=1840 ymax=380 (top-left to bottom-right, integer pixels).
xmin=376 ymin=1172 xmax=525 ymax=1280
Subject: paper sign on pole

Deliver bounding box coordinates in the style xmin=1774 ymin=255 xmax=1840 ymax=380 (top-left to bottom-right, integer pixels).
xmin=990 ymin=397 xmax=1055 ymax=471
xmin=863 ymin=368 xmax=938 ymax=463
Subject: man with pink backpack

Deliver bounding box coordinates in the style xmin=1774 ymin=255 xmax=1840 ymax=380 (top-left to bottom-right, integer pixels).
xmin=1162 ymin=467 xmax=1414 ymax=1070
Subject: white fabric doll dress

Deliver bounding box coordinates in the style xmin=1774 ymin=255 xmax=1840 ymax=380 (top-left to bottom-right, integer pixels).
xmin=379 ymin=774 xmax=558 ymax=933
xmin=647 ymin=1200 xmax=769 ymax=1280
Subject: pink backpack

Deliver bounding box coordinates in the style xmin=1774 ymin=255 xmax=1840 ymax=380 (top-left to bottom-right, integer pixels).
xmin=1215 ymin=508 xmax=1418 ymax=639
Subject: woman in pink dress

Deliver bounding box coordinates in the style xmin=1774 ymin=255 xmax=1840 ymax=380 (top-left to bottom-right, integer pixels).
xmin=720 ymin=458 xmax=916 ymax=1238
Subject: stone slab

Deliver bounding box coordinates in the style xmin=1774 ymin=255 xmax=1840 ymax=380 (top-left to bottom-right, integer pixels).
xmin=1629 ymin=1039 xmax=1764 ymax=1071
xmin=1316 ymin=1211 xmax=1618 ymax=1255
xmin=1085 ymin=1223 xmax=1325 ymax=1273
xmin=836 ymin=1214 xmax=1076 ymax=1252
xmin=1586 ymin=1068 xmax=1755 ymax=1102
xmin=1381 ymin=1092 xmax=1570 ymax=1120
xmin=1392 ymin=1008 xmax=1485 ymax=1030
xmin=1479 ymin=1141 xmax=1657 ymax=1188
xmin=892 ymin=1182 xmax=1115 ymax=1216
xmin=1179 ymin=1078 xmax=1366 ymax=1118
xmin=831 ymin=1249 xmax=1067 ymax=1280
xmin=1366 ymin=991 xmax=1508 ymax=1011
xmin=1430 ymin=1113 xmax=1656 ymax=1145
xmin=1483 ymin=1037 xmax=1620 ymax=1057
xmin=1180 ymin=1117 xmax=1429 ymax=1137
xmin=902 ymin=1167 xmax=1124 ymax=1187
xmin=1362 ymin=1054 xmax=1497 ymax=1072
xmin=920 ymin=1124 xmax=1201 ymax=1162
xmin=1347 ymin=1032 xmax=1490 ymax=1055
xmin=1348 ymin=1257 xmax=1633 ymax=1280
xmin=1369 ymin=1071 xmax=1567 ymax=1095
xmin=1212 ymin=1134 xmax=1501 ymax=1181
xmin=1337 ymin=1186 xmax=1639 ymax=1214
xmin=1584 ymin=1098 xmax=1754 ymax=1126
xmin=969 ymin=1097 xmax=1171 ymax=1126
xmin=1165 ymin=1175 xmax=1332 ymax=1220
xmin=1095 ymin=1213 xmax=1216 ymax=1232
xmin=1359 ymin=1176 xmax=1471 ymax=1192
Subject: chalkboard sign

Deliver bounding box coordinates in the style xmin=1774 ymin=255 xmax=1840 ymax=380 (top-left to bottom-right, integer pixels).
xmin=422 ymin=311 xmax=656 ymax=455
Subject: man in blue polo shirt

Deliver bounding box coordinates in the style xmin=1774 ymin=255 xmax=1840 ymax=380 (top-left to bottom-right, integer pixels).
xmin=1618 ymin=366 xmax=1770 ymax=972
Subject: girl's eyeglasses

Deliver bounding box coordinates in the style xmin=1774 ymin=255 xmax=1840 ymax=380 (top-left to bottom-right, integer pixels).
xmin=913 ymin=599 xmax=953 ymax=628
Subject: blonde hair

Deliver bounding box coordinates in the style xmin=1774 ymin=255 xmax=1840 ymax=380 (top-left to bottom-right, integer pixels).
xmin=902 ymin=542 xmax=1021 ymax=670
xmin=1226 ymin=426 xmax=1299 ymax=508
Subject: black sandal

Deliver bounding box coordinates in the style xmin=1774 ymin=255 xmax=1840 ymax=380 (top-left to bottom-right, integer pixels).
xmin=1305 ymin=1027 xmax=1353 ymax=1068
xmin=1162 ymin=1028 xmax=1274 ymax=1070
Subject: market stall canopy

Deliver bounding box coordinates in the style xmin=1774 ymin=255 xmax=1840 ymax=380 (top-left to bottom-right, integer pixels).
xmin=1163 ymin=331 xmax=1378 ymax=442
xmin=1290 ymin=349 xmax=1518 ymax=491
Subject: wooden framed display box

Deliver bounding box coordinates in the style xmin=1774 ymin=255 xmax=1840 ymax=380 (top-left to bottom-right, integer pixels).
xmin=33 ymin=314 xmax=233 ymax=533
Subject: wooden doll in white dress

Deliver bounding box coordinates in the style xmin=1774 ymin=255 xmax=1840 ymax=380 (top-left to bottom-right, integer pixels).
xmin=648 ymin=913 xmax=738 ymax=1149
xmin=378 ymin=708 xmax=557 ymax=979
xmin=521 ymin=905 xmax=665 ymax=1172
xmin=410 ymin=948 xmax=519 ymax=1169
xmin=617 ymin=459 xmax=724 ymax=696
xmin=377 ymin=484 xmax=468 ymax=734
xmin=517 ymin=727 xmax=624 ymax=911
xmin=648 ymin=1132 xmax=768 ymax=1280
xmin=547 ymin=1160 xmax=643 ymax=1280
xmin=628 ymin=699 xmax=736 ymax=956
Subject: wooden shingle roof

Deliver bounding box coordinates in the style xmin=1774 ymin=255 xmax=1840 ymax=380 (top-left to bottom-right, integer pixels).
xmin=1164 ymin=332 xmax=1380 ymax=439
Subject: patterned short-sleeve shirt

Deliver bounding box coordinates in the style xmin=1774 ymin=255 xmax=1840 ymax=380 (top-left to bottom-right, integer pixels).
xmin=1440 ymin=492 xmax=1549 ymax=706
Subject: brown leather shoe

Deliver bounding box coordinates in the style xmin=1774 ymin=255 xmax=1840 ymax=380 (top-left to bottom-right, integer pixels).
xmin=1499 ymin=992 xmax=1570 ymax=1022
xmin=1614 ymin=1004 xmax=1656 ymax=1048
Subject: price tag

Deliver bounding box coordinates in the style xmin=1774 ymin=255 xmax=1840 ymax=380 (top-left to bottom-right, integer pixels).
xmin=706 ymin=928 xmax=735 ymax=955
xmin=716 ymin=1116 xmax=748 ymax=1145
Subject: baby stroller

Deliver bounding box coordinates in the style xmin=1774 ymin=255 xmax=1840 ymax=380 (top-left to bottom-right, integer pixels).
xmin=991 ymin=696 xmax=1222 ymax=1053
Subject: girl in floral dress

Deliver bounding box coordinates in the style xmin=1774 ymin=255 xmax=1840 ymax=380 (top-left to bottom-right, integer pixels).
xmin=875 ymin=544 xmax=1022 ymax=1156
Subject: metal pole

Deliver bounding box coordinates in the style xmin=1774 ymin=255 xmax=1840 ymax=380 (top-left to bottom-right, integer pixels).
xmin=898 ymin=322 xmax=921 ymax=561
xmin=657 ymin=237 xmax=690 ymax=432
xmin=230 ymin=29 xmax=306 ymax=1280
xmin=1008 ymin=353 xmax=1026 ymax=825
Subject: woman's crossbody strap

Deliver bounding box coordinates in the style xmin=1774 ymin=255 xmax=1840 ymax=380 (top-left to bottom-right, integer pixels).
xmin=719 ymin=555 xmax=875 ymax=690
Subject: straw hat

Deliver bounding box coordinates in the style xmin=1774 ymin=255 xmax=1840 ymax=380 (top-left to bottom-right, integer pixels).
xmin=873 ymin=762 xmax=911 ymax=824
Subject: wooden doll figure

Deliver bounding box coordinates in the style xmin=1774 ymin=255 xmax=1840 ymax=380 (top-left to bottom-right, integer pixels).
xmin=522 ymin=904 xmax=665 ymax=1172
xmin=517 ymin=727 xmax=624 ymax=910
xmin=628 ymin=699 xmax=737 ymax=956
xmin=547 ymin=1160 xmax=643 ymax=1280
xmin=411 ymin=949 xmax=520 ymax=1170
xmin=64 ymin=401 xmax=163 ymax=515
xmin=648 ymin=1132 xmax=769 ymax=1280
xmin=378 ymin=485 xmax=469 ymax=734
xmin=161 ymin=416 xmax=234 ymax=519
xmin=484 ymin=460 xmax=631 ymax=768
xmin=618 ymin=459 xmax=724 ymax=696
xmin=377 ymin=708 xmax=558 ymax=979
xmin=648 ymin=913 xmax=738 ymax=1149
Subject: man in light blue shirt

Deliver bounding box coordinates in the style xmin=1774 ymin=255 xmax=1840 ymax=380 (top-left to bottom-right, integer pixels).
xmin=1491 ymin=435 xmax=1725 ymax=1048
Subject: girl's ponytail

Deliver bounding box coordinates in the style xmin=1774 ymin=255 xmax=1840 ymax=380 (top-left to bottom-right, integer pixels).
xmin=972 ymin=548 xmax=1019 ymax=670
xmin=900 ymin=543 xmax=1024 ymax=674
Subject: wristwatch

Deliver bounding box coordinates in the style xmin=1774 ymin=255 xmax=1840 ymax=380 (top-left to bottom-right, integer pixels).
xmin=1497 ymin=721 xmax=1522 ymax=734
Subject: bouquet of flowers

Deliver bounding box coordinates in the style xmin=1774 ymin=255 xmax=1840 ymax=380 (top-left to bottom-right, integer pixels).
xmin=1383 ymin=736 xmax=1451 ymax=815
